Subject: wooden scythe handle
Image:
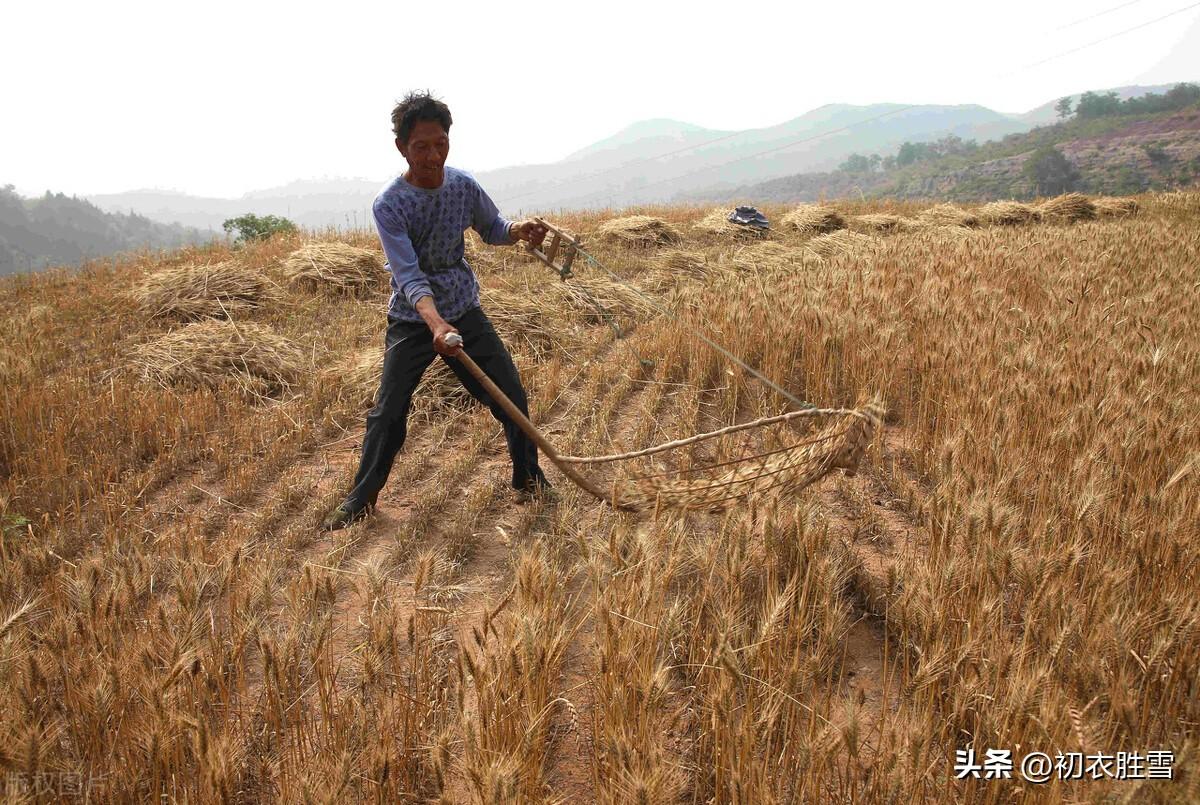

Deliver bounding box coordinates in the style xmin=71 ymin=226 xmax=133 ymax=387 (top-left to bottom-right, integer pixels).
xmin=444 ymin=334 xmax=626 ymax=508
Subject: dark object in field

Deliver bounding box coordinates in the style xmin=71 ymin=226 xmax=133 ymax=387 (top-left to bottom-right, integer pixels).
xmin=727 ymin=206 xmax=770 ymax=230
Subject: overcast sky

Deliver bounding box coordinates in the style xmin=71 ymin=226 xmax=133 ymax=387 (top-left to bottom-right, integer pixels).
xmin=3 ymin=0 xmax=1198 ymax=198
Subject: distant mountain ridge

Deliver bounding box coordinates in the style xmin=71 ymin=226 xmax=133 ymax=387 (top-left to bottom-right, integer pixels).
xmin=84 ymin=83 xmax=1182 ymax=229
xmin=698 ymin=98 xmax=1200 ymax=204
xmin=0 ymin=185 xmax=211 ymax=277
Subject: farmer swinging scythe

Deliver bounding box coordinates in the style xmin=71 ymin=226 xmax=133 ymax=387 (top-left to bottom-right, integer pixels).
xmin=325 ymin=90 xmax=881 ymax=531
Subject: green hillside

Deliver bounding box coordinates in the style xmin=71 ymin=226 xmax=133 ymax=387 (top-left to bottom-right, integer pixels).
xmin=704 ymin=84 xmax=1200 ymax=204
xmin=0 ymin=185 xmax=213 ymax=276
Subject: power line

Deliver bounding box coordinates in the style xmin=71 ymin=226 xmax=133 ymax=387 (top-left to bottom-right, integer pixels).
xmin=1055 ymin=0 xmax=1148 ymax=31
xmin=1017 ymin=1 xmax=1200 ymax=71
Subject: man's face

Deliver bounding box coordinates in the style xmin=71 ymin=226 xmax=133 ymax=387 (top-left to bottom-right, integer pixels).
xmin=398 ymin=120 xmax=449 ymax=187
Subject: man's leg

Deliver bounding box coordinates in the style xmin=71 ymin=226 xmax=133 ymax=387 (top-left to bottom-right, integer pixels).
xmin=342 ymin=317 xmax=436 ymax=511
xmin=441 ymin=307 xmax=547 ymax=491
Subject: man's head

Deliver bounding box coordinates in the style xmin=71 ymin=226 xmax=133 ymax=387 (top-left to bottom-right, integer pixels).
xmin=392 ymin=91 xmax=452 ymax=188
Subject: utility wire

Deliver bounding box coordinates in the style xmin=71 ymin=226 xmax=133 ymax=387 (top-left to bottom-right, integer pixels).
xmin=1055 ymin=0 xmax=1148 ymax=31
xmin=1011 ymin=1 xmax=1200 ymax=72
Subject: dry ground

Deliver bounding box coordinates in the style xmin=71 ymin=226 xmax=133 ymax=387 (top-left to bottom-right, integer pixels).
xmin=1 ymin=193 xmax=1197 ymax=803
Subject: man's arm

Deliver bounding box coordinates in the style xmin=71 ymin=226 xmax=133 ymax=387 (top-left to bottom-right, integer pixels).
xmin=470 ymin=178 xmax=547 ymax=247
xmin=414 ymin=297 xmax=460 ymax=356
xmin=374 ymin=200 xmax=433 ymax=309
xmin=373 ymin=201 xmax=459 ymax=355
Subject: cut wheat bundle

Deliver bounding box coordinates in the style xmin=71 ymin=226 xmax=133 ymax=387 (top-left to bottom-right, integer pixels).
xmin=129 ymin=261 xmax=278 ymax=321
xmin=781 ymin=205 xmax=845 ymax=236
xmin=1038 ymin=192 xmax=1096 ymax=222
xmin=852 ymin=213 xmax=910 ymax=234
xmin=978 ymin=200 xmax=1041 ymax=226
xmin=1092 ymin=196 xmax=1139 ymax=217
xmin=337 ymin=344 xmax=472 ymax=415
xmin=731 ymin=242 xmax=804 ymax=272
xmin=804 ymin=230 xmax=880 ymax=259
xmin=693 ymin=208 xmax=767 ymax=239
xmin=595 ymin=215 xmax=684 ymax=247
xmin=916 ymin=203 xmax=980 ymax=229
xmin=657 ymin=249 xmax=713 ymax=278
xmin=130 ymin=319 xmax=305 ymax=397
xmin=478 ymin=285 xmax=561 ymax=357
xmin=282 ymin=242 xmax=386 ymax=295
xmin=550 ymin=275 xmax=657 ymax=325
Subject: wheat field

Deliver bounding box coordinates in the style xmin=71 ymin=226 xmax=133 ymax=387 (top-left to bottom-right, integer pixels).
xmin=1 ymin=192 xmax=1197 ymax=803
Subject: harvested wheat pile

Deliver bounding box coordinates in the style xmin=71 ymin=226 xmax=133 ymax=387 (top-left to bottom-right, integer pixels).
xmin=1038 ymin=192 xmax=1096 ymax=222
xmin=979 ymin=201 xmax=1041 ymax=226
xmin=282 ymin=242 xmax=386 ymax=295
xmin=692 ymin=208 xmax=767 ymax=239
xmin=1093 ymin=196 xmax=1139 ymax=217
xmin=916 ymin=203 xmax=979 ymax=228
xmin=551 ymin=275 xmax=657 ymax=323
xmin=464 ymin=234 xmax=502 ymax=273
xmin=130 ymin=319 xmax=305 ymax=396
xmin=657 ymin=249 xmax=712 ymax=278
xmin=731 ymin=242 xmax=804 ymax=272
xmin=781 ymin=205 xmax=845 ymax=235
xmin=479 ymin=285 xmax=559 ymax=357
xmin=852 ymin=213 xmax=910 ymax=234
xmin=595 ymin=215 xmax=683 ymax=247
xmin=804 ymin=230 xmax=880 ymax=259
xmin=338 ymin=344 xmax=471 ymax=415
xmin=130 ymin=261 xmax=278 ymax=321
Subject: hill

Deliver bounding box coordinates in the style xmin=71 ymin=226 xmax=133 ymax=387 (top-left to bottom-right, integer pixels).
xmin=701 ymin=86 xmax=1200 ymax=204
xmin=1 ymin=190 xmax=1196 ymax=801
xmin=0 ymin=185 xmax=212 ymax=276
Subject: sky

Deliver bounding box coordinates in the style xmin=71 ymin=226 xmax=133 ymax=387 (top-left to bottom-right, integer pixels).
xmin=3 ymin=0 xmax=1198 ymax=199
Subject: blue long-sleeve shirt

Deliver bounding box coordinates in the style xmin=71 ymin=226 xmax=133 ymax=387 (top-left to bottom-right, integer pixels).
xmin=372 ymin=166 xmax=514 ymax=323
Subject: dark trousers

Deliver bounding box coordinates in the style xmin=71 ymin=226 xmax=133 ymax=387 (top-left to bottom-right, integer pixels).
xmin=344 ymin=306 xmax=545 ymax=510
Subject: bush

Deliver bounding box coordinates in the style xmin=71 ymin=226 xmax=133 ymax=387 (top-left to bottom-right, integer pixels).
xmin=222 ymin=213 xmax=297 ymax=244
xmin=1142 ymin=143 xmax=1171 ymax=167
xmin=1023 ymin=146 xmax=1080 ymax=196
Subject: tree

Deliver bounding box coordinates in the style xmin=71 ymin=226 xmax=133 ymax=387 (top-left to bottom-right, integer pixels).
xmin=1075 ymin=90 xmax=1121 ymax=119
xmin=895 ymin=141 xmax=931 ymax=167
xmin=1023 ymin=146 xmax=1080 ymax=195
xmin=222 ymin=213 xmax=297 ymax=244
xmin=1055 ymin=96 xmax=1074 ymax=119
xmin=1142 ymin=143 xmax=1171 ymax=167
xmin=838 ymin=153 xmax=872 ymax=173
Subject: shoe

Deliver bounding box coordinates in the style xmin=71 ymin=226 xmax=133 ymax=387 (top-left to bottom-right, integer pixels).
xmin=515 ymin=477 xmax=557 ymax=504
xmin=321 ymin=503 xmax=371 ymax=531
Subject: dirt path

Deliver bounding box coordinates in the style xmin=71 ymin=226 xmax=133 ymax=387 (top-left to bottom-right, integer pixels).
xmin=814 ymin=426 xmax=928 ymax=765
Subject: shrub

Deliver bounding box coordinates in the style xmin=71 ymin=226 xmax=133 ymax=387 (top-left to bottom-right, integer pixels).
xmin=222 ymin=213 xmax=297 ymax=244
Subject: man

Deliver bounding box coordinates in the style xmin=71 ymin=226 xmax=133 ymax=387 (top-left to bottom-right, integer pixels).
xmin=323 ymin=91 xmax=552 ymax=531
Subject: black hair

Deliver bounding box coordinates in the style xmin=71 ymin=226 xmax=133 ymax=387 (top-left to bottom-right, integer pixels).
xmin=391 ymin=91 xmax=453 ymax=144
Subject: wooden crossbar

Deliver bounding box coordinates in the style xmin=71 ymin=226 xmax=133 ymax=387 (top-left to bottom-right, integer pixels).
xmin=526 ymin=216 xmax=581 ymax=279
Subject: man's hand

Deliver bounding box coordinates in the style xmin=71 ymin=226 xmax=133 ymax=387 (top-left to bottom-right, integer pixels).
xmin=509 ymin=220 xmax=548 ymax=249
xmin=430 ymin=320 xmax=462 ymax=357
